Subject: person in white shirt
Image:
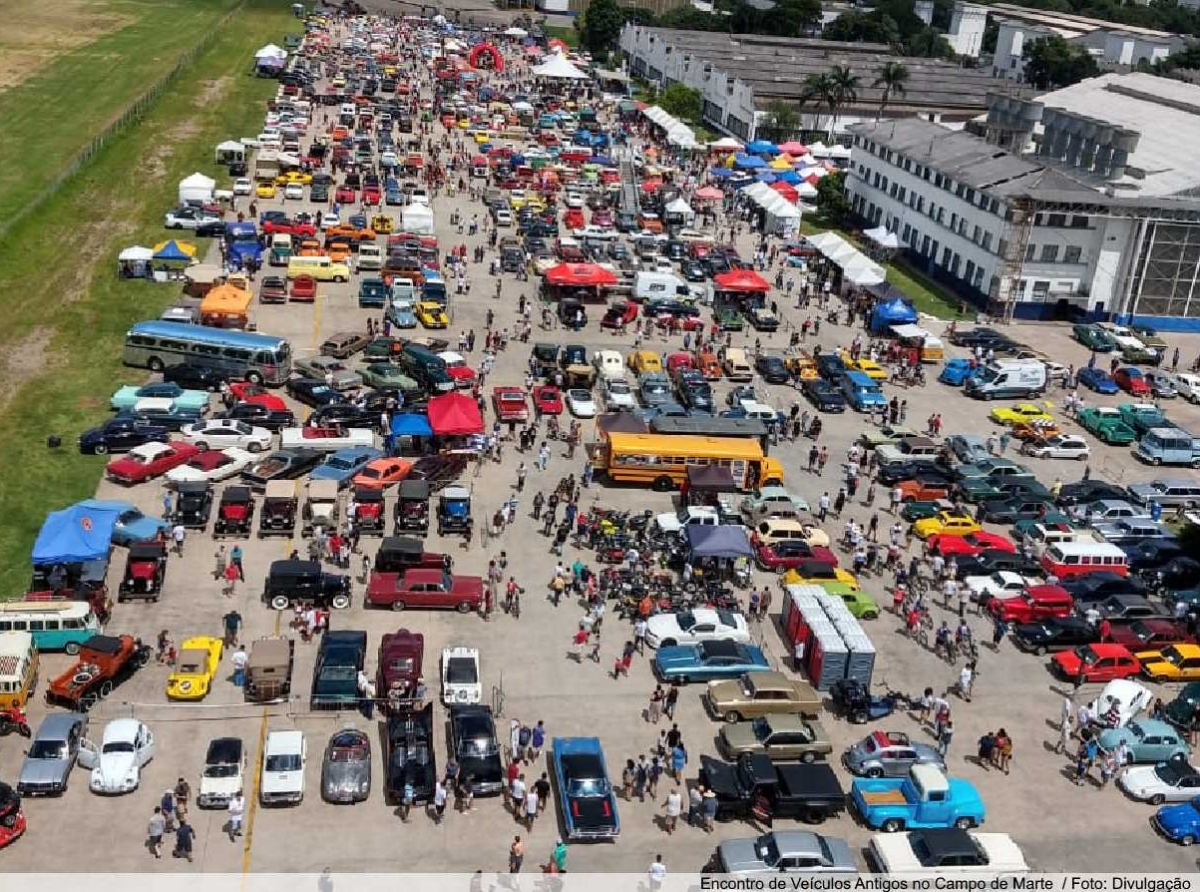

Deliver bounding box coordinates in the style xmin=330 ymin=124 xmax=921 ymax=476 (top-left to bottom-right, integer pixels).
xmin=648 ymin=855 xmax=667 ymax=891
xmin=226 ymin=791 xmax=245 ymax=841
xmin=663 ymin=788 xmax=682 ymax=833
xmin=523 ymin=787 xmax=539 ymax=829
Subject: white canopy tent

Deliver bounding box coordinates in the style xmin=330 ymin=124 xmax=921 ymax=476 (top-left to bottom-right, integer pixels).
xmin=503 ymin=26 xmax=528 ymax=37
xmin=642 ymin=106 xmax=698 ymax=150
xmin=255 ymin=44 xmax=287 ymax=60
xmin=402 ymin=204 xmax=435 ymax=235
xmin=807 ymin=141 xmax=830 ymax=158
xmin=742 ymin=182 xmax=801 ymax=236
xmin=829 ymin=144 xmax=852 ymax=159
xmin=178 ymin=172 xmax=215 ymax=204
xmin=532 ymin=53 xmax=588 ymax=80
xmin=708 ymin=136 xmax=743 ymax=151
xmin=807 ymin=231 xmax=886 ymax=286
xmin=215 ymin=140 xmax=245 ymax=164
xmin=796 ymin=181 xmax=819 ymax=200
xmin=864 ymin=226 xmax=900 ymax=250
xmin=664 ymin=197 xmax=696 ymax=226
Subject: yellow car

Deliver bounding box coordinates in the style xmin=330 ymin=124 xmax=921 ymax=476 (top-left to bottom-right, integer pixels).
xmin=628 ymin=350 xmax=663 ymax=375
xmin=371 ymin=215 xmax=394 ymax=234
xmin=912 ymin=511 xmax=982 ymax=539
xmin=988 ymin=403 xmax=1054 ymax=426
xmin=849 ymin=358 xmax=888 ymax=381
xmin=1136 ymin=644 xmax=1200 ymax=681
xmin=166 ymin=636 xmax=224 ymax=700
xmin=416 ymin=301 xmax=449 ymax=328
xmin=781 ymin=566 xmax=860 ymax=590
xmin=275 ymin=170 xmax=313 ymax=186
xmin=525 ymin=195 xmax=548 ymax=212
xmin=255 ymin=182 xmax=277 ymax=199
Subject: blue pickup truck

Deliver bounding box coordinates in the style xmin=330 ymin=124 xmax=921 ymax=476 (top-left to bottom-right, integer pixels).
xmin=850 ymin=763 xmax=985 ymax=832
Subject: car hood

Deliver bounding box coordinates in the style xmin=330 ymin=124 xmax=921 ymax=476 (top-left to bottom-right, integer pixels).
xmin=654 ymin=646 xmax=698 ymax=672
xmin=19 ymin=757 xmax=70 ymax=787
xmin=322 ymin=761 xmax=369 ymax=797
xmin=1120 ymin=765 xmax=1160 ymax=796
xmin=699 ymin=755 xmax=743 ymax=797
xmin=261 ymin=769 xmax=304 ymax=794
xmin=720 ymin=724 xmax=760 ymax=752
xmin=94 ymin=753 xmax=137 ymax=789
xmin=645 ymin=614 xmax=682 ymax=636
xmin=200 ymin=773 xmax=243 ymax=798
xmin=1157 ymin=801 xmax=1200 ymax=833
xmin=718 ymin=838 xmax=767 ymax=873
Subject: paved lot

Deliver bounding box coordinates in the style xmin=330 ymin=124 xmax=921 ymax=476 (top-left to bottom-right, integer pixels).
xmin=5 ymin=22 xmax=1200 ymax=875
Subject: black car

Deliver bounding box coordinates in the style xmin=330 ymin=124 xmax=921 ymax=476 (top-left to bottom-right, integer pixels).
xmin=162 ymin=364 xmax=228 ymax=391
xmin=287 ymin=377 xmax=346 ymax=409
xmin=1155 ymin=557 xmax=1200 ymax=591
xmin=310 ymin=403 xmax=380 ymax=430
xmin=755 ymin=355 xmax=789 ymax=384
xmin=1089 ymin=594 xmax=1161 ymax=622
xmin=815 ymin=352 xmax=847 ymax=382
xmin=311 ymin=630 xmax=367 ymax=710
xmin=78 ymin=418 xmax=170 ymax=455
xmin=680 ymin=381 xmax=714 ymax=414
xmin=386 ymin=704 xmax=436 ymax=804
xmin=681 ymin=260 xmax=706 ymax=282
xmin=169 ymin=482 xmax=214 ymax=529
xmin=242 ymin=448 xmax=324 ymax=489
xmin=195 ymin=220 xmax=226 ymax=238
xmin=953 ymin=550 xmax=1043 ymax=580
xmin=262 ymin=559 xmax=352 ymax=611
xmin=1061 ymin=571 xmax=1148 ymax=602
xmin=1126 ymin=538 xmax=1185 ymax=574
xmin=1057 ymin=480 xmax=1128 ymax=507
xmin=112 ymin=407 xmax=196 ymax=432
xmin=221 ymin=402 xmax=295 ymax=431
xmin=949 ymin=327 xmax=1008 ymax=348
xmin=801 ymin=378 xmax=846 ymax=413
xmin=310 ymin=183 xmax=329 ymax=202
xmin=979 ymin=497 xmax=1056 ymax=524
xmin=1011 ymin=616 xmax=1097 ymax=654
xmin=646 ymin=299 xmax=699 ymax=319
xmin=408 ymin=454 xmax=468 ymax=491
xmin=877 ymin=463 xmax=956 ymax=487
xmin=449 ymin=705 xmax=505 ymax=796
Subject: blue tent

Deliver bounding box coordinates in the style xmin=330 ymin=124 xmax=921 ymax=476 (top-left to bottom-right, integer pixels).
xmin=510 ymin=153 xmax=526 ymax=167
xmin=590 ymin=155 xmax=613 ymax=166
xmin=755 ymin=171 xmax=777 ymax=183
xmin=32 ymin=502 xmax=122 ymax=565
xmin=709 ymin=167 xmax=733 ymax=179
xmin=686 ymin=524 xmax=754 ymax=559
xmin=391 ymin=414 xmax=433 ymax=437
xmin=777 ymin=170 xmax=801 ymax=185
xmin=745 ymin=140 xmax=778 ymax=155
xmin=152 ymin=240 xmax=193 ymax=262
xmin=734 ymin=154 xmax=766 ymax=169
xmin=870 ymin=297 xmax=919 ymax=334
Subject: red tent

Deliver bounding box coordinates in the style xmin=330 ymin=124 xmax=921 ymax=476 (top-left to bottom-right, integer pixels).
xmin=770 ymin=181 xmax=799 ymax=202
xmin=427 ymin=392 xmax=484 ymax=436
xmin=544 ymin=263 xmax=618 ymax=287
xmin=713 ymin=269 xmax=770 ymax=293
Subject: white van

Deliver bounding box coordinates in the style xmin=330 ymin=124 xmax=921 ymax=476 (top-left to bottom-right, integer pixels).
xmin=1021 ymin=522 xmax=1096 ymax=555
xmin=357 ymin=244 xmax=382 ymax=271
xmin=592 ymin=350 xmax=625 ymax=382
xmin=965 ymin=359 xmax=1047 ymax=400
xmin=634 ymin=271 xmax=689 ymax=303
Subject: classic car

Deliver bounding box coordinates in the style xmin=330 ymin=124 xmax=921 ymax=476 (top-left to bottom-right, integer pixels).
xmin=1078 ymin=407 xmax=1137 ymax=444
xmin=868 ymin=829 xmax=1028 ymax=874
xmin=717 ymin=830 xmax=857 ymax=875
xmin=387 ymin=300 xmax=418 ymax=329
xmin=718 ymin=714 xmax=832 ymax=763
xmin=180 ymin=419 xmax=272 ymax=453
xmin=1052 ymin=643 xmax=1142 ymax=683
xmin=322 ymin=728 xmax=371 ymax=804
xmin=627 ymin=351 xmax=663 ymax=375
xmin=105 ymin=440 xmax=199 ymax=485
xmin=1137 ymin=644 xmax=1200 ymax=683
xmin=897 ymin=477 xmax=952 ymax=503
xmin=566 ymin=389 xmax=597 ymax=417
xmin=416 ymin=302 xmax=449 ymax=328
xmin=376 ymin=628 xmax=424 ymax=710
xmin=1073 ymin=323 xmax=1116 ymax=352
xmin=408 ymin=454 xmax=468 ymax=491
xmin=311 ymin=630 xmax=367 ymax=710
xmin=1098 ymin=719 xmax=1190 ymax=765
xmin=166 ymin=637 xmax=223 ymax=701
xmin=385 ymin=704 xmax=436 ymax=804
xmin=1010 ymin=615 xmax=1097 ymax=654
xmin=286 ymin=378 xmax=345 ymax=409
xmin=280 ymin=426 xmax=375 ymax=452
xmin=449 ymin=705 xmax=505 ymax=795
xmin=110 ymin=383 xmax=209 ymax=414
xmin=1153 ymin=798 xmax=1200 ymax=845
xmin=946 ymin=434 xmax=990 ymax=464
xmin=492 ymin=386 xmax=529 ymax=423
xmin=644 ymin=607 xmax=750 ymax=649
xmin=309 ymin=446 xmax=382 ymax=488
xmin=1115 ymin=367 xmax=1152 ymax=396
xmin=780 ymin=561 xmax=860 ymax=590
xmin=1118 ymin=402 xmax=1171 ymax=435
xmin=654 ymin=639 xmax=771 ymax=684
xmin=531 ymin=385 xmax=564 ymax=416
xmin=912 ymin=512 xmax=982 ymax=540
xmin=293 ymin=357 xmax=362 ymax=391
xmin=1120 ymin=756 xmax=1200 ymax=804
xmin=360 ymin=364 xmax=418 ymax=391
xmin=353 ymin=457 xmax=412 ymax=491
xmin=861 ymin=425 xmax=921 ymax=448
xmin=755 ymin=540 xmax=838 ymax=573
xmin=437 ymin=352 xmax=477 ymax=388
xmin=262 ymin=559 xmax=352 ymax=611
xmin=988 ymin=403 xmax=1054 ymax=426
xmin=1022 ymin=434 xmax=1090 ymax=461
xmin=755 ymin=355 xmax=789 ymax=384
xmin=242 ymin=448 xmax=323 ymax=489
xmin=927 ymin=531 xmax=1015 ymax=558
xmin=986 ymin=585 xmax=1072 ymax=622
xmin=18 ymin=713 xmax=88 ymax=796
xmin=79 ymin=417 xmax=170 ymax=454
xmin=78 ymin=719 xmax=156 ymax=795
xmin=221 ymin=402 xmax=294 ymax=431
xmin=1077 ymin=366 xmax=1120 ymax=394
xmin=1108 ymin=619 xmax=1195 ymax=651
xmin=290 ymin=275 xmax=317 ymax=302
xmin=257 ymin=730 xmax=307 ymax=808
xmin=365 ymin=568 xmax=483 ymax=612
xmin=551 ymin=737 xmax=620 ymax=840
xmin=196 ymin=737 xmax=245 ymax=809
xmin=705 ymin=671 xmax=821 ymax=723
xmin=842 ymin=730 xmax=945 ymax=778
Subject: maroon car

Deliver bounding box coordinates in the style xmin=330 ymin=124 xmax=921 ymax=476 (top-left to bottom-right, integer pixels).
xmin=377 ymin=628 xmax=425 ymax=711
xmin=365 ymin=569 xmax=483 ymax=613
xmin=755 ymin=540 xmax=838 ymax=572
xmin=1107 ymin=618 xmax=1197 ymax=650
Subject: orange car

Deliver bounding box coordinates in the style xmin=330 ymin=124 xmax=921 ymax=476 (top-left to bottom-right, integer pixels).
xmin=352 ymin=457 xmax=412 ymax=490
xmin=694 ymin=349 xmax=722 ymax=381
xmin=326 ymin=224 xmax=376 ymax=242
xmin=327 ymin=241 xmax=352 ymax=263
xmin=1011 ymin=419 xmax=1061 ymax=442
xmin=897 ymin=477 xmax=951 ymax=502
xmin=296 ymin=239 xmax=324 ymax=257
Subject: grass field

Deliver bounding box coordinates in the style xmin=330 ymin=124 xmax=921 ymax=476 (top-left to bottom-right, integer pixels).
xmin=0 ymin=0 xmax=245 ymax=224
xmin=0 ymin=0 xmax=297 ymax=592
xmin=543 ymin=25 xmax=579 ymax=48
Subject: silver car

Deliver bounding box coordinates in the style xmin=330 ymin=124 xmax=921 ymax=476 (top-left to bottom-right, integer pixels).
xmin=321 ymin=727 xmax=371 ymax=803
xmin=946 ymin=434 xmax=989 ymax=465
xmin=292 ymin=356 xmax=363 ymax=392
xmin=18 ymin=713 xmax=88 ymax=795
xmin=842 ymin=730 xmax=945 ymax=778
xmin=717 ymin=830 xmax=856 ymax=874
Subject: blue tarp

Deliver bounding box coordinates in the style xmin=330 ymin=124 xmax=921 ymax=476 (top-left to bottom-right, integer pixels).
xmin=709 ymin=167 xmax=733 ymax=179
xmin=745 ymin=140 xmax=778 ymax=155
xmin=391 ymin=413 xmax=433 ymax=437
xmin=32 ymin=502 xmax=122 ymax=564
xmin=870 ymin=297 xmax=919 ymax=334
xmin=734 ymin=154 xmax=766 ymax=169
xmin=152 ymin=240 xmax=193 ymax=262
xmin=777 ymin=170 xmax=801 ymax=185
xmin=686 ymin=524 xmax=754 ymax=559
xmin=754 ymin=171 xmax=776 ymax=183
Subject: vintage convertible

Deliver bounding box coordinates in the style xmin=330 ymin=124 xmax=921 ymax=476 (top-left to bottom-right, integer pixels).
xmin=280 ymin=426 xmax=376 ymax=452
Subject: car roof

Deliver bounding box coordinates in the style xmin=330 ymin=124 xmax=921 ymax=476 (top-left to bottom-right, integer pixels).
xmin=35 ymin=712 xmax=86 ymax=739
xmin=266 ymin=729 xmax=304 ymax=752
xmin=910 ymin=827 xmax=977 ymax=860
xmin=205 ymin=737 xmax=244 ymax=763
xmin=699 ymin=639 xmax=741 ymax=658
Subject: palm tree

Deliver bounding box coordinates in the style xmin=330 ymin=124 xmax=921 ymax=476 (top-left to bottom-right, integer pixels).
xmin=873 ymin=61 xmax=909 ymax=121
xmin=827 ymin=64 xmax=860 ymax=134
xmin=799 ymin=72 xmax=833 ymax=133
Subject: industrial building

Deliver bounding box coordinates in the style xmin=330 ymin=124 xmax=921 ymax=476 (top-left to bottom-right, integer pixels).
xmin=844 ymin=73 xmax=1200 ymax=331
xmin=618 ymin=25 xmax=1010 ymax=142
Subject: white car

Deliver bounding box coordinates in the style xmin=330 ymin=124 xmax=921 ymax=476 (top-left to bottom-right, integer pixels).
xmin=197 ymin=737 xmax=246 ymax=809
xmin=1168 ymin=372 xmax=1200 ymax=403
xmin=655 ymin=505 xmax=720 ymax=534
xmin=603 ymin=378 xmax=637 ymax=411
xmin=868 ymin=831 xmax=1029 ymax=874
xmin=645 ymin=607 xmax=751 ymax=649
xmin=1089 ymin=678 xmax=1153 ymax=729
xmin=442 ymin=647 xmax=482 ymax=706
xmin=283 ymin=182 xmax=305 ymax=201
xmin=233 ymin=178 xmax=253 ymax=196
xmin=320 ymin=212 xmax=341 ymax=230
xmin=572 ymin=225 xmax=618 ymax=241
xmin=1022 ymin=434 xmax=1090 ymax=460
xmin=565 ymin=192 xmax=584 ymax=209
xmin=181 ymin=419 xmax=272 ymax=452
xmin=279 ymin=426 xmax=376 ymax=452
xmin=164 ymin=207 xmax=221 ymax=230
xmin=409 ymin=188 xmax=430 ymax=206
xmin=167 ymin=447 xmax=256 ymax=484
xmin=964 ymin=571 xmax=1037 ymax=603
xmin=1103 ymin=324 xmax=1157 ymax=359
xmin=260 ymin=730 xmax=306 ymax=805
xmin=493 ymin=208 xmax=513 ymax=227
xmin=566 ymin=389 xmax=597 ymax=417
xmin=1118 ymin=758 xmax=1200 ymax=804
xmin=79 ymin=719 xmax=156 ymax=795
xmin=593 ymin=350 xmax=625 ymax=382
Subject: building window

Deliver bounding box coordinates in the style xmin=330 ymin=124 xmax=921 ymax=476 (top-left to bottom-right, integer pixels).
xmin=902 ymin=223 xmax=911 ymax=241
xmin=941 ymin=247 xmax=952 ymax=267
xmin=937 ymin=208 xmax=945 ymax=224
xmin=950 ymin=212 xmax=958 ymax=230
xmin=1032 ymin=280 xmax=1050 ymax=301
xmin=1025 ymin=244 xmax=1036 ymax=261
xmin=974 ymin=267 xmax=986 ymax=289
xmin=982 ymin=232 xmax=993 ymax=252
xmin=1064 ymin=245 xmax=1082 ymax=264
xmin=973 ymin=225 xmax=982 ymax=244
xmin=1071 ymin=215 xmax=1088 ymax=229
xmin=1047 ymin=213 xmax=1066 ymax=227
xmin=922 ymin=235 xmax=931 ymax=255
xmin=1041 ymin=245 xmax=1059 ymax=263
xmin=917 ymin=196 xmax=924 ymax=213
xmin=965 ymin=260 xmax=976 ymax=283
xmin=951 ymin=253 xmax=961 ymax=276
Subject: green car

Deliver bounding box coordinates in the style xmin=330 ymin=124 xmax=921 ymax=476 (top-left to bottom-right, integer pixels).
xmin=1118 ymin=402 xmax=1169 ymax=435
xmin=1073 ymin=323 xmax=1116 ymax=352
xmin=1132 ymin=325 xmax=1170 ymax=355
xmin=820 ymin=582 xmax=880 ymax=619
xmin=1012 ymin=514 xmax=1074 ymax=538
xmin=713 ymin=305 xmax=745 ymax=332
xmin=1120 ymin=343 xmax=1160 ymax=365
xmin=1078 ymin=407 xmax=1136 ymax=444
xmin=362 ymin=337 xmax=404 ymax=363
xmin=860 ymin=425 xmax=921 ymax=448
xmin=901 ymin=498 xmax=956 ymax=522
xmin=360 ymin=363 xmax=419 ymax=391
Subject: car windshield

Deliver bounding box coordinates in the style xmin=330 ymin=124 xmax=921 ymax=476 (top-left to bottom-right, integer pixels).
xmin=446 ymin=658 xmax=477 ymax=684
xmin=204 ymin=762 xmax=241 ymax=778
xmin=266 ymin=753 xmax=302 ymax=772
xmin=676 ymin=611 xmax=696 ymax=631
xmin=29 ymin=740 xmax=68 ymax=759
xmin=103 ymin=741 xmax=135 ymax=754
xmin=756 ymin=834 xmax=781 ymax=866
xmin=320 ymin=667 xmax=357 ymax=681
xmin=330 ymin=746 xmax=368 ymax=763
xmin=1156 ymin=761 xmax=1189 ymax=785
xmin=462 ymin=736 xmax=498 ymax=756
xmin=752 ymin=717 xmax=772 ymax=740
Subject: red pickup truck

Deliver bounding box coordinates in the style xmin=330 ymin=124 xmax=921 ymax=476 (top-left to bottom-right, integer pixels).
xmin=492 ymin=386 xmax=529 ymax=423
xmin=365 ymin=569 xmax=483 ymax=613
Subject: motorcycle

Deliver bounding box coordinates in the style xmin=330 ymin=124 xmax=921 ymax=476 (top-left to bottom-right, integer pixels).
xmin=829 ymin=679 xmax=911 ymax=724
xmin=0 ymin=706 xmax=31 ymax=738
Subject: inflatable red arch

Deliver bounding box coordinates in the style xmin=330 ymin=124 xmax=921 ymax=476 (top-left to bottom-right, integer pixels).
xmin=469 ymin=43 xmax=504 ymax=72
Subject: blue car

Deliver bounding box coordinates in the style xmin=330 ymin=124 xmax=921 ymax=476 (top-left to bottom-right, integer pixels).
xmin=551 ymin=737 xmax=620 ymax=841
xmin=387 ymin=301 xmax=418 ymax=329
xmin=310 ymin=446 xmax=383 ymax=488
xmin=653 ymin=639 xmax=770 ymax=684
xmin=939 ymin=358 xmax=982 ymax=386
xmin=1077 ymin=366 xmax=1120 ymax=394
xmin=1153 ymin=795 xmax=1200 ymax=844
xmin=78 ymin=499 xmax=169 ymax=546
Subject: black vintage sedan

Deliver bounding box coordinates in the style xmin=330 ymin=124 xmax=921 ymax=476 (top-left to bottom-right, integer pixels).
xmin=1011 ymin=616 xmax=1098 ymax=654
xmin=221 ymin=402 xmax=295 ymax=432
xmin=755 ymin=355 xmax=789 ymax=384
xmin=286 ymin=377 xmax=346 ymax=409
xmin=449 ymin=706 xmax=504 ymax=796
xmin=386 ymin=704 xmax=436 ymax=805
xmin=78 ymin=418 xmax=170 ymax=455
xmin=408 ymin=454 xmax=468 ymax=491
xmin=801 ymin=378 xmax=846 ymax=413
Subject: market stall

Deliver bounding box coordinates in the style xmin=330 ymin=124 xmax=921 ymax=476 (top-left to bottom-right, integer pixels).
xmin=427 ymin=392 xmax=484 ymax=437
xmin=117 ymin=246 xmax=154 ymax=280
xmin=542 ymin=263 xmax=617 ymax=303
xmin=178 ymin=172 xmax=215 ymax=204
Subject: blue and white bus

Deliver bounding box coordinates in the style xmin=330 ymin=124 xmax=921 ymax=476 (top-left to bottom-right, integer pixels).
xmin=1136 ymin=426 xmax=1200 ymax=468
xmin=422 ymin=270 xmax=446 ymax=306
xmin=123 ymin=321 xmax=292 ymax=385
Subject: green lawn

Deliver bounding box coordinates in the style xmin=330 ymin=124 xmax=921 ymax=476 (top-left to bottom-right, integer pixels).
xmin=0 ymin=0 xmax=244 ymax=224
xmin=0 ymin=0 xmax=296 ymax=592
xmin=543 ymin=25 xmax=579 ymax=48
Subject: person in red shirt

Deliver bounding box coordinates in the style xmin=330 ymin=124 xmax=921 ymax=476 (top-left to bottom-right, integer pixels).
xmin=1098 ymin=618 xmax=1112 ymax=642
xmin=572 ymin=627 xmax=589 ymax=662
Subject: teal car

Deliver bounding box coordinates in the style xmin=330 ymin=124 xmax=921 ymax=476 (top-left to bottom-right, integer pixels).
xmin=1012 ymin=514 xmax=1074 ymax=539
xmin=1118 ymin=402 xmax=1170 ymax=436
xmin=1098 ymin=719 xmax=1191 ymax=765
xmin=358 ymin=278 xmax=389 ymax=308
xmin=1074 ymin=323 xmax=1116 ymax=352
xmin=901 ymin=498 xmax=956 ymax=522
xmin=1078 ymin=408 xmax=1137 ymax=444
xmin=111 ymin=382 xmax=210 ymax=414
xmin=653 ymin=640 xmax=770 ymax=684
xmin=359 ymin=363 xmax=419 ymax=391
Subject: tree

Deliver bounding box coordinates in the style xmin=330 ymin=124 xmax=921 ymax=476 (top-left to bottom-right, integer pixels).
xmin=763 ymin=0 xmax=823 ymax=37
xmin=873 ymin=61 xmax=909 ymax=120
xmin=580 ymin=0 xmax=624 ymax=59
xmin=659 ymin=83 xmax=703 ymax=122
xmin=816 ymin=171 xmax=851 ymax=227
xmin=763 ymin=99 xmax=800 ymax=141
xmin=904 ymin=26 xmax=956 ymax=59
xmin=799 ymin=72 xmax=833 ymax=133
xmin=827 ymin=64 xmax=860 ymax=132
xmin=1023 ymin=34 xmax=1100 ymax=89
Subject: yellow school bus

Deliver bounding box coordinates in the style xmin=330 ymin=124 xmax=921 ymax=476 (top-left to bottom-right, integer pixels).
xmin=599 ymin=433 xmax=784 ymax=492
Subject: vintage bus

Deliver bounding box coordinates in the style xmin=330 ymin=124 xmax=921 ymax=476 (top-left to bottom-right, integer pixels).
xmin=0 ymin=602 xmax=102 ymax=653
xmin=1040 ymin=540 xmax=1128 ymax=580
xmin=0 ymin=632 xmax=39 ymax=710
xmin=123 ymin=321 xmax=292 ymax=385
xmin=598 ymin=432 xmax=783 ymax=492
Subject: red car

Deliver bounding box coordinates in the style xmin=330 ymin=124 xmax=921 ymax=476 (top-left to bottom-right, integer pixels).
xmin=600 ymin=301 xmax=639 ymax=330
xmin=755 ymin=540 xmax=838 ymax=572
xmin=532 ymin=385 xmax=564 ymax=416
xmin=666 ymin=353 xmax=696 ymax=377
xmin=492 ymin=386 xmax=529 ymax=423
xmin=291 ymin=275 xmax=317 ymax=302
xmin=987 ymin=585 xmax=1073 ymax=623
xmin=365 ymin=568 xmax=484 ymax=612
xmin=228 ymin=383 xmax=288 ymax=411
xmin=1051 ymin=642 xmax=1141 ymax=683
xmin=353 ymin=457 xmax=412 ymax=491
xmin=106 ymin=441 xmax=200 ymax=484
xmin=363 ymin=185 xmax=381 ymax=206
xmin=1114 ymin=367 xmax=1151 ymax=396
xmin=335 ymin=185 xmax=357 ymax=204
xmin=377 ymin=629 xmax=424 ymax=706
xmin=563 ymin=208 xmax=586 ymax=230
xmin=0 ymin=782 xmax=27 ymax=851
xmin=262 ymin=217 xmax=316 ymax=238
xmin=1107 ymin=618 xmax=1197 ymax=650
xmin=591 ymin=209 xmax=615 ymax=228
xmin=438 ymin=353 xmax=477 ymax=388
xmin=927 ymin=530 xmax=1015 ymax=557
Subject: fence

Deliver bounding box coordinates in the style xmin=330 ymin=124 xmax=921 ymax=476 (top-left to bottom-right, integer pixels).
xmin=0 ymin=0 xmax=249 ymax=244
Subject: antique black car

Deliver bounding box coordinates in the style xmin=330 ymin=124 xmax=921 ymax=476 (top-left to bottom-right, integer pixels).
xmin=117 ymin=542 xmax=168 ymax=602
xmin=262 ymin=560 xmax=352 ymax=611
xmin=169 ymin=481 xmax=213 ymax=529
xmin=394 ymin=480 xmax=430 ymax=534
xmin=258 ymin=480 xmax=298 ymax=538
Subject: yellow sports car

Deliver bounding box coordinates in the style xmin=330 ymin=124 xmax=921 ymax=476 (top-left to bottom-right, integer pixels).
xmin=255 ymin=182 xmax=277 ymax=199
xmin=913 ymin=511 xmax=982 ymax=539
xmin=781 ymin=566 xmax=860 ymax=590
xmin=166 ymin=636 xmax=224 ymax=700
xmin=628 ymin=350 xmax=663 ymax=375
xmin=275 ymin=170 xmax=313 ymax=186
xmin=1136 ymin=644 xmax=1200 ymax=682
xmin=416 ymin=301 xmax=449 ymax=328
xmin=988 ymin=403 xmax=1054 ymax=426
xmin=849 ymin=358 xmax=888 ymax=381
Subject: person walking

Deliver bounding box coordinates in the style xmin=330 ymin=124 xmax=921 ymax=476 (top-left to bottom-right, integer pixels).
xmin=214 ymin=545 xmax=228 ymax=581
xmin=958 ymin=661 xmax=975 ymax=702
xmin=551 ymin=837 xmax=568 ymax=873
xmin=222 ymin=610 xmax=242 ymax=648
xmin=433 ymin=779 xmax=448 ymax=824
xmin=400 ymin=781 xmax=414 ymax=822
xmin=509 ymin=835 xmax=525 ymax=873
xmin=663 ymin=787 xmax=683 ymax=833
xmin=995 ymin=729 xmax=1013 ymax=774
xmin=230 ymin=543 xmax=245 ymax=581
xmin=670 ymin=740 xmax=688 ymax=780
xmin=511 ymin=772 xmax=527 ymax=817
xmin=226 ymin=790 xmax=245 ymax=841
xmin=231 ymin=645 xmax=248 ymax=687
xmin=147 ymin=807 xmax=166 ymax=858
xmin=523 ymin=785 xmax=539 ymax=829
xmin=516 ymin=461 xmax=527 ymax=492
xmin=648 ymin=855 xmax=667 ymax=892
xmin=648 ymin=685 xmax=664 ymax=723
xmin=664 ymin=686 xmax=679 ymax=720
xmin=938 ymin=720 xmax=954 ymax=757
xmin=171 ymin=523 xmax=186 ymax=556
xmin=529 ymin=720 xmax=545 ymax=763
xmin=173 ymin=818 xmax=195 ymax=862
xmin=534 ymin=772 xmax=551 ymax=814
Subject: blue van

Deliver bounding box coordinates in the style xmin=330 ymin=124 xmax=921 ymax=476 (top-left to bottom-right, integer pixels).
xmin=422 ymin=270 xmax=446 ymax=306
xmin=840 ymin=370 xmax=887 ymax=412
xmin=1136 ymin=427 xmax=1200 ymax=468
